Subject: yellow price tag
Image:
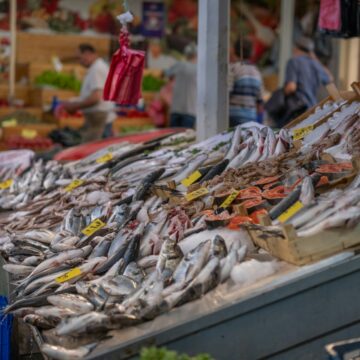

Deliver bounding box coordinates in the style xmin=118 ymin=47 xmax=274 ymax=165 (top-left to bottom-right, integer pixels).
xmin=96 ymin=153 xmax=113 ymax=164
xmin=292 ymin=125 xmax=314 ymax=141
xmin=21 ymin=129 xmax=38 ymax=139
xmin=220 ymin=190 xmax=240 ymax=208
xmin=185 ymin=187 xmax=209 ymax=202
xmin=55 ymin=267 xmax=82 ymax=283
xmin=277 ymin=201 xmax=304 ymax=223
xmin=2 ymin=118 xmax=17 ymax=128
xmin=0 ymin=179 xmax=13 ymax=190
xmin=65 ymin=179 xmax=84 ymax=192
xmin=181 ymin=170 xmax=202 ymax=187
xmin=81 ymin=218 xmax=106 ymax=236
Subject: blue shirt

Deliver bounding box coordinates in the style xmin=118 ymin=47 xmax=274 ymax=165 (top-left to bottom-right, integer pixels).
xmin=285 ymin=55 xmax=330 ymax=108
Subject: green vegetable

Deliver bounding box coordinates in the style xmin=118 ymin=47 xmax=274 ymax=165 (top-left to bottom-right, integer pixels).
xmin=142 ymin=74 xmax=166 ymax=92
xmin=35 ymin=70 xmax=81 ymax=92
xmin=119 ymin=125 xmax=155 ymax=135
xmin=140 ymin=347 xmax=214 ymax=360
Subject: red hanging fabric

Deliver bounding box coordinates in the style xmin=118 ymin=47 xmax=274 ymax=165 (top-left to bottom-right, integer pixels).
xmin=103 ymin=27 xmax=145 ymax=105
xmin=318 ymin=0 xmax=341 ymax=31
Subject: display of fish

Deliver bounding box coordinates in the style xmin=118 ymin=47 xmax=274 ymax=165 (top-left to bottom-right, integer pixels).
xmin=1 ymin=105 xmax=360 ymax=360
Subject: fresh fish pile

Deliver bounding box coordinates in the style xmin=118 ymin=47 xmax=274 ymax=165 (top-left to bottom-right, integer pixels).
xmin=1 ymin=102 xmax=360 ymax=359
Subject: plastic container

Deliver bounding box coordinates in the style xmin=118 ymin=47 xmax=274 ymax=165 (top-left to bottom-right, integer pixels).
xmin=0 ymin=296 xmax=12 ymax=360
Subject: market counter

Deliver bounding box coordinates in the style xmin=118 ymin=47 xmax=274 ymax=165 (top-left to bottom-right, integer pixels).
xmin=84 ymin=252 xmax=360 ymax=360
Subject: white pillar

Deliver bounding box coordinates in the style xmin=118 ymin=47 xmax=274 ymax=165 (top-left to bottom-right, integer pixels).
xmin=278 ymin=0 xmax=295 ymax=86
xmin=197 ymin=0 xmax=229 ymax=141
xmin=9 ymin=0 xmax=17 ymax=105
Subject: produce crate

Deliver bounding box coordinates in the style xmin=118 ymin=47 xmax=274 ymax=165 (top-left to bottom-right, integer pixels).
xmin=28 ymin=62 xmax=86 ymax=84
xmin=114 ymin=117 xmax=154 ymax=134
xmin=0 ymin=84 xmax=30 ymax=105
xmin=30 ymin=87 xmax=78 ymax=107
xmin=16 ymin=32 xmax=110 ymax=64
xmin=1 ymin=123 xmax=57 ymax=141
xmin=0 ymin=107 xmax=43 ymax=120
xmin=58 ymin=116 xmax=84 ymax=129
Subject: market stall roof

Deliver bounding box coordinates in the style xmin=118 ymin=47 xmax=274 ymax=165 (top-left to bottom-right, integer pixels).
xmin=54 ymin=128 xmax=184 ymax=161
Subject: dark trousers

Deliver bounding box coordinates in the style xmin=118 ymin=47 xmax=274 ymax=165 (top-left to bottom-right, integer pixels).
xmin=170 ymin=113 xmax=195 ymax=128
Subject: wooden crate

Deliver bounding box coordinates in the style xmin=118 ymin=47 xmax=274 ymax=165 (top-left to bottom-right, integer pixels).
xmin=0 ymin=107 xmax=43 ymax=120
xmin=30 ymin=87 xmax=78 ymax=107
xmin=16 ymin=32 xmax=111 ymax=64
xmin=0 ymin=84 xmax=30 ymax=105
xmin=1 ymin=123 xmax=57 ymax=140
xmin=284 ymin=88 xmax=358 ymax=130
xmin=247 ymin=222 xmax=360 ymax=266
xmin=28 ymin=63 xmax=86 ymax=84
xmin=113 ymin=117 xmax=154 ymax=134
xmin=58 ymin=116 xmax=84 ymax=129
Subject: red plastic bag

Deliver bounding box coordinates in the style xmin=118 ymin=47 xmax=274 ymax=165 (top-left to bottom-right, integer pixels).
xmin=318 ymin=0 xmax=341 ymax=31
xmin=103 ymin=29 xmax=145 ymax=105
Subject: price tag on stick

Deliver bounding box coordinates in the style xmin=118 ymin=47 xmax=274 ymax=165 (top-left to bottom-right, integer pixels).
xmin=277 ymin=201 xmax=304 ymax=223
xmin=0 ymin=179 xmax=13 ymax=190
xmin=55 ymin=267 xmax=82 ymax=283
xmin=292 ymin=125 xmax=314 ymax=141
xmin=185 ymin=187 xmax=209 ymax=201
xmin=181 ymin=170 xmax=202 ymax=187
xmin=81 ymin=218 xmax=106 ymax=236
xmin=96 ymin=153 xmax=113 ymax=164
xmin=65 ymin=179 xmax=84 ymax=192
xmin=220 ymin=190 xmax=240 ymax=209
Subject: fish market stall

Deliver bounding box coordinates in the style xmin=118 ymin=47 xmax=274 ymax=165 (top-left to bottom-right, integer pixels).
xmin=1 ymin=88 xmax=360 ymax=360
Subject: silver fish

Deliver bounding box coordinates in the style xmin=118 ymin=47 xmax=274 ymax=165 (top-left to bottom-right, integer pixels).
xmin=47 ymin=294 xmax=94 ymax=314
xmin=225 ymin=125 xmax=242 ymax=160
xmin=55 ymin=311 xmax=110 ymax=336
xmin=41 ymin=342 xmax=97 ymax=360
xmin=35 ymin=305 xmax=76 ymax=318
xmin=3 ymin=264 xmax=34 ymax=276
xmin=300 ymin=176 xmax=315 ymax=206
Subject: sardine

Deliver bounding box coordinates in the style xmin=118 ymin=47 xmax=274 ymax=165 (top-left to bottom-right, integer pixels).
xmin=47 ymin=294 xmax=94 ymax=314
xmin=40 ymin=342 xmax=98 ymax=360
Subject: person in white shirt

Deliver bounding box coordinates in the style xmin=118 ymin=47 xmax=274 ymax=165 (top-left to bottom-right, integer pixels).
xmin=62 ymin=44 xmax=116 ymax=142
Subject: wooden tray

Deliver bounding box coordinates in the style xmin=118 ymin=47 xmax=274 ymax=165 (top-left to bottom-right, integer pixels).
xmin=247 ymin=222 xmax=360 ymax=266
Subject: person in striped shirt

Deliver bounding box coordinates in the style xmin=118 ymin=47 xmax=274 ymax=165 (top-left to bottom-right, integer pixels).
xmin=229 ymin=38 xmax=264 ymax=127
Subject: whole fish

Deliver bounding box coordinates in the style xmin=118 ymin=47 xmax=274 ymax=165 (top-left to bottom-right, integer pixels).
xmin=35 ymin=305 xmax=76 ymax=318
xmin=26 ymin=246 xmax=92 ymax=279
xmin=220 ymin=245 xmax=246 ymax=283
xmin=133 ymin=168 xmax=166 ymax=201
xmin=123 ymin=262 xmax=145 ymax=284
xmin=297 ymin=206 xmax=360 ymax=237
xmin=3 ymin=264 xmax=34 ymax=276
xmin=23 ymin=314 xmax=57 ymax=330
xmin=200 ymin=159 xmax=230 ymax=183
xmin=47 ymin=294 xmax=94 ymax=314
xmin=171 ymin=153 xmax=208 ymax=184
xmin=162 ymin=240 xmax=211 ymax=297
xmin=22 ymin=229 xmax=56 ymax=244
xmin=101 ymin=275 xmax=138 ymax=297
xmin=224 ymin=125 xmax=242 ymax=160
xmin=300 ymin=176 xmax=315 ymax=206
xmin=40 ymin=343 xmax=98 ymax=360
xmin=89 ymin=239 xmax=111 ymax=259
xmin=55 ymin=311 xmax=110 ymax=336
xmin=156 ymin=238 xmax=183 ymax=283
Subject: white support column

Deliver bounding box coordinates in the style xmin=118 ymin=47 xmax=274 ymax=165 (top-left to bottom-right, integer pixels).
xmin=197 ymin=0 xmax=229 ymax=141
xmin=9 ymin=0 xmax=17 ymax=105
xmin=278 ymin=0 xmax=295 ymax=86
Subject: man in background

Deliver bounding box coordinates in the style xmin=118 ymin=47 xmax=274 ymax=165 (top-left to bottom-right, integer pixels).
xmin=229 ymin=38 xmax=264 ymax=126
xmin=62 ymin=44 xmax=116 ymax=142
xmin=284 ymin=36 xmax=332 ymax=109
xmin=166 ymin=43 xmax=197 ymax=128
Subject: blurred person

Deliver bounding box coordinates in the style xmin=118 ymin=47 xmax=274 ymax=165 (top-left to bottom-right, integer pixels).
xmin=284 ymin=36 xmax=332 ymax=109
xmin=229 ymin=38 xmax=264 ymax=126
xmin=166 ymin=43 xmax=197 ymax=128
xmin=147 ymin=39 xmax=176 ymax=70
xmin=61 ymin=44 xmax=116 ymax=142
